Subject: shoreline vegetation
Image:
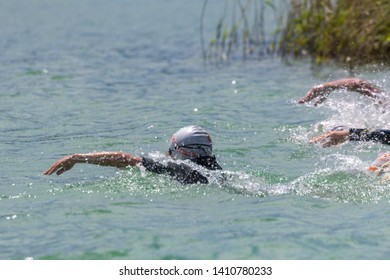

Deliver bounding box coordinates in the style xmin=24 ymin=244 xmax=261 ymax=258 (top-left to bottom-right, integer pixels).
xmin=201 ymin=0 xmax=390 ymax=68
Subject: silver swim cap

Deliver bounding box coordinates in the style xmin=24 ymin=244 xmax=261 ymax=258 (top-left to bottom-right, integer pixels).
xmin=168 ymin=125 xmax=213 ymax=160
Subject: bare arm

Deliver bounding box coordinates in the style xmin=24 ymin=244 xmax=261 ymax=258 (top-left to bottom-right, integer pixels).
xmin=310 ymin=127 xmax=390 ymax=148
xmin=43 ymin=152 xmax=142 ymax=176
xmin=310 ymin=129 xmax=349 ymax=147
xmin=298 ymin=78 xmax=383 ymax=105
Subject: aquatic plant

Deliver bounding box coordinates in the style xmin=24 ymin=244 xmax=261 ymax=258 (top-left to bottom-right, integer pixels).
xmin=281 ymin=0 xmax=390 ymax=67
xmin=200 ymin=0 xmax=288 ymax=63
xmin=202 ymin=0 xmax=390 ymax=67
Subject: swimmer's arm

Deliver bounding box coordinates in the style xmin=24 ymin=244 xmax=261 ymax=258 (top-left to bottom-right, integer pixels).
xmin=43 ymin=152 xmax=142 ymax=175
xmin=310 ymin=129 xmax=349 ymax=147
xmin=298 ymin=78 xmax=383 ymax=105
xmin=310 ymin=128 xmax=390 ymax=147
xmin=349 ymin=129 xmax=390 ymax=145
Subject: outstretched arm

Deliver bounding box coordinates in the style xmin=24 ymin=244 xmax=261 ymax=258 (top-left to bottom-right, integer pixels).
xmin=298 ymin=78 xmax=383 ymax=105
xmin=43 ymin=152 xmax=142 ymax=175
xmin=310 ymin=129 xmax=349 ymax=147
xmin=310 ymin=127 xmax=390 ymax=147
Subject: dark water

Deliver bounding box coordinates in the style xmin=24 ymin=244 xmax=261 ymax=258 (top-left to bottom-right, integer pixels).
xmin=1 ymin=0 xmax=390 ymax=260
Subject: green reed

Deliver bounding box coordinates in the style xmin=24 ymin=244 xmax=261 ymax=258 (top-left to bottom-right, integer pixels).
xmin=200 ymin=0 xmax=288 ymax=63
xmin=202 ymin=0 xmax=390 ymax=67
xmin=281 ymin=0 xmax=390 ymax=67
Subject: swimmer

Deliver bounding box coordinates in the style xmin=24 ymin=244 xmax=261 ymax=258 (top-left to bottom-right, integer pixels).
xmin=309 ymin=126 xmax=390 ymax=148
xmin=43 ymin=125 xmax=222 ymax=184
xmin=298 ymin=78 xmax=387 ymax=106
xmin=299 ymin=78 xmax=390 ymax=148
xmin=308 ymin=126 xmax=390 ymax=177
xmin=299 ymin=78 xmax=390 ymax=178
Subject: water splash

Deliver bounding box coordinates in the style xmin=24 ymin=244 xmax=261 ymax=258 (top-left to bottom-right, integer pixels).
xmin=41 ymin=160 xmax=390 ymax=204
xmin=284 ymin=82 xmax=390 ymax=203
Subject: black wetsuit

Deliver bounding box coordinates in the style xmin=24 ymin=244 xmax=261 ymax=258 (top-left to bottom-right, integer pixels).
xmin=349 ymin=128 xmax=390 ymax=145
xmin=141 ymin=156 xmax=222 ymax=184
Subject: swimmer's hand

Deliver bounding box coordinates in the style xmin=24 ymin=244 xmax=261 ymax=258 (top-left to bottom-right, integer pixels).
xmin=310 ymin=129 xmax=349 ymax=147
xmin=367 ymin=152 xmax=390 ymax=177
xmin=298 ymin=84 xmax=332 ymax=106
xmin=43 ymin=155 xmax=77 ymax=175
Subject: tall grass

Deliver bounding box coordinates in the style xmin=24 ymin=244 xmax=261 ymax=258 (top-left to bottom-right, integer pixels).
xmin=200 ymin=0 xmax=288 ymax=63
xmin=202 ymin=0 xmax=390 ymax=66
xmin=281 ymin=0 xmax=390 ymax=66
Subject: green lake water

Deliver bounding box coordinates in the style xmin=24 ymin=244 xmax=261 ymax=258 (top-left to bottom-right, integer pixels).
xmin=1 ymin=0 xmax=390 ymax=260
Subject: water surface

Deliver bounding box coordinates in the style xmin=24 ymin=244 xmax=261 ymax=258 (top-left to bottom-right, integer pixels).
xmin=1 ymin=0 xmax=390 ymax=260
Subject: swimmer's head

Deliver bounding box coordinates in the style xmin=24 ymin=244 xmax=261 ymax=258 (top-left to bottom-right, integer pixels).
xmin=168 ymin=125 xmax=213 ymax=161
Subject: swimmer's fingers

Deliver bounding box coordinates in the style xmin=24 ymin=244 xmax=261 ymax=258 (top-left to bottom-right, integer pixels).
xmin=43 ymin=163 xmax=61 ymax=175
xmin=309 ymin=133 xmax=334 ymax=147
xmin=298 ymin=89 xmax=316 ymax=104
xmin=359 ymin=80 xmax=383 ymax=96
xmin=381 ymin=161 xmax=390 ymax=169
xmin=298 ymin=85 xmax=330 ymax=104
xmin=309 ymin=133 xmax=329 ymax=144
xmin=313 ymin=97 xmax=328 ymax=106
xmin=310 ymin=130 xmax=348 ymax=147
xmin=43 ymin=166 xmax=63 ymax=176
xmin=309 ymin=135 xmax=325 ymax=144
xmin=43 ymin=156 xmax=76 ymax=176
